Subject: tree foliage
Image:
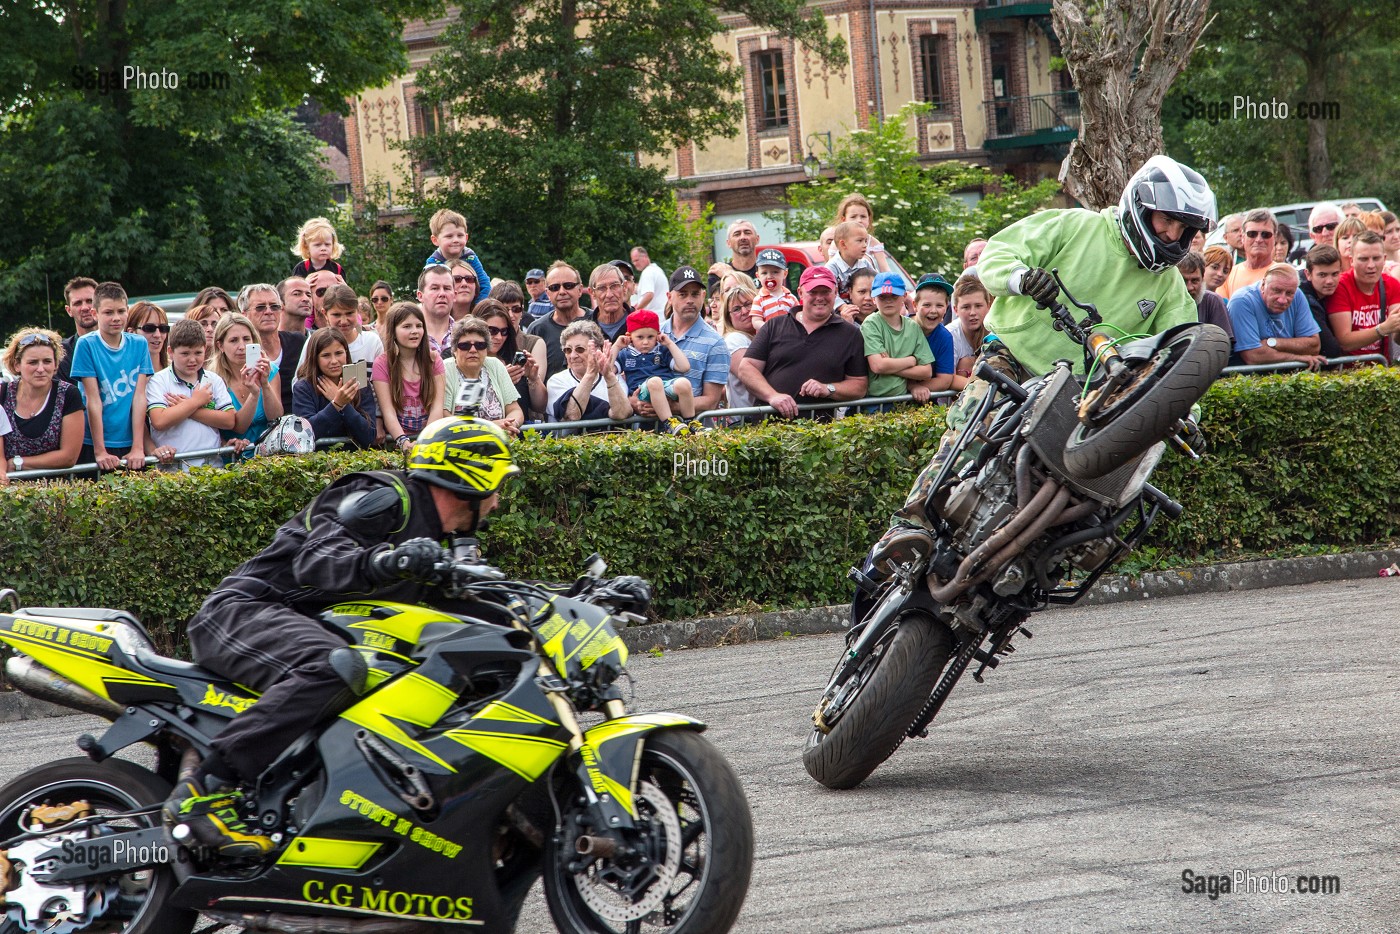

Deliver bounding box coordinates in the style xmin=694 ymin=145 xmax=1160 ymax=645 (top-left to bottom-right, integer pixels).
xmin=1161 ymin=0 xmax=1400 ymax=210
xmin=779 ymin=103 xmax=1061 ymax=278
xmin=406 ymin=0 xmax=844 ymax=269
xmin=0 ymin=0 xmax=438 ymax=333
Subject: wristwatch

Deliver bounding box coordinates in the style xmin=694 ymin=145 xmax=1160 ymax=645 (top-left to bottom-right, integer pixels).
xmin=826 ymin=383 xmax=836 ymax=397
xmin=9 ymin=456 xmax=21 ymax=472
xmin=1265 ymin=337 xmax=1278 ymax=349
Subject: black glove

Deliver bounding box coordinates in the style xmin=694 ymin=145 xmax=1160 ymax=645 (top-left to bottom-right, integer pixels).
xmin=1019 ymin=267 xmax=1058 ymax=307
xmin=366 ymin=538 xmax=444 ymax=585
xmin=604 ymin=576 xmax=653 ymax=616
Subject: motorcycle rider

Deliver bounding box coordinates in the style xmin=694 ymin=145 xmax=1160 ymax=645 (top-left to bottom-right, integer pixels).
xmin=164 ymin=416 xmax=521 ymax=856
xmin=857 ymin=155 xmax=1217 ymax=609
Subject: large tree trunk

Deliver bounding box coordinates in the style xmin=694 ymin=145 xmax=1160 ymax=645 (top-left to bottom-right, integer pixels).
xmin=1301 ymin=53 xmax=1330 ymax=196
xmin=1052 ymin=0 xmax=1212 ymax=210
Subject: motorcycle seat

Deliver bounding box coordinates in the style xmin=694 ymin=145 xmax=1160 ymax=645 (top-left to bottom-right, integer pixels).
xmin=20 ymin=606 xmax=155 ymax=647
xmin=132 ymin=648 xmax=219 ymax=683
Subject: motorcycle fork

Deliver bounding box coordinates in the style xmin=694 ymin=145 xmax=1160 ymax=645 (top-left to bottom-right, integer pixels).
xmin=541 ymin=689 xmax=637 ymax=833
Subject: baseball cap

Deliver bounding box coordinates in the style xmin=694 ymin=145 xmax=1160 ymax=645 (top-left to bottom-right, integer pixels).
xmin=669 ymin=266 xmax=703 ymax=291
xmin=525 ymin=268 xmax=546 ymax=281
xmin=799 ymin=265 xmax=838 ymax=291
xmin=914 ymin=273 xmax=953 ymax=296
xmin=756 ymin=248 xmax=787 ymax=270
xmin=873 ymin=272 xmax=907 ymax=297
xmin=626 ymin=310 xmax=661 ymax=333
xmin=610 ymin=259 xmax=634 ymax=279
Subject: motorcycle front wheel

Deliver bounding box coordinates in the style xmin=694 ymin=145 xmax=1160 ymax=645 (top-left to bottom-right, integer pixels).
xmin=0 ymin=757 xmax=195 ymax=934
xmin=1062 ymin=323 xmax=1230 ymax=480
xmin=544 ymin=730 xmax=754 ymax=934
xmin=803 ymin=612 xmax=953 ymax=790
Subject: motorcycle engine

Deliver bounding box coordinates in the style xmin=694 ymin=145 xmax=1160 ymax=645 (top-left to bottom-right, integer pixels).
xmin=940 ymin=455 xmax=1017 ymax=553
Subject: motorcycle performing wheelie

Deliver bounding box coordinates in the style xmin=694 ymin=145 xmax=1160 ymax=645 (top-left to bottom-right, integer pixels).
xmin=0 ymin=420 xmax=753 ymax=934
xmin=804 ymin=271 xmax=1230 ymax=789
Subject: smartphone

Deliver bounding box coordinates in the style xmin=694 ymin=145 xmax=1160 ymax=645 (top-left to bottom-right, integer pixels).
xmin=343 ymin=359 xmax=368 ymax=388
xmin=512 ymin=351 xmax=528 ymax=366
xmin=244 ymin=344 xmax=261 ymax=369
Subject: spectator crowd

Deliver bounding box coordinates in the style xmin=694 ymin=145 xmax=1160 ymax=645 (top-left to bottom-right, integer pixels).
xmin=6 ymin=195 xmax=1396 ymax=482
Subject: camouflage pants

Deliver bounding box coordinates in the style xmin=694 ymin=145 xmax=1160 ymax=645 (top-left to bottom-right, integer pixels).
xmin=892 ymin=340 xmax=1030 ymax=529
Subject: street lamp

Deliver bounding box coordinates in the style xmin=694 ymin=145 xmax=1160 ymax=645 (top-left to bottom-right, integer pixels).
xmin=802 ymin=132 xmax=833 ymax=180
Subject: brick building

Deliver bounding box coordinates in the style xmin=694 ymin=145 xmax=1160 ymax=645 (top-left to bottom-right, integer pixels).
xmin=340 ymin=2 xmax=1076 ymax=258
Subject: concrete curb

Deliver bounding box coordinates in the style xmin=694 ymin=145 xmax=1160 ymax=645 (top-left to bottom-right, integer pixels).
xmin=5 ymin=547 xmax=1396 ymax=723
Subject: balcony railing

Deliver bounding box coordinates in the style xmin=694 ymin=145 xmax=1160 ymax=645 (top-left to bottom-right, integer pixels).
xmin=982 ymin=90 xmax=1081 ymax=149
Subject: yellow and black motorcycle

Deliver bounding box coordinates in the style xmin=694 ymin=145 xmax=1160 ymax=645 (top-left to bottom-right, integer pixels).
xmin=0 ymin=547 xmax=753 ymax=934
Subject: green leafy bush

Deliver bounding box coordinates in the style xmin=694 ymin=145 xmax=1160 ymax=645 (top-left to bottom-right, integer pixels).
xmin=4 ymin=368 xmax=1399 ymax=654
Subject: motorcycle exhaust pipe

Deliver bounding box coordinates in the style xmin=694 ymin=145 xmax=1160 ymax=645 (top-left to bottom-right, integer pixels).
xmin=3 ymin=655 xmax=121 ymax=719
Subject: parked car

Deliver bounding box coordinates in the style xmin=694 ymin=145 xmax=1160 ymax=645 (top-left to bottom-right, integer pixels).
xmin=126 ymin=291 xmax=206 ymax=322
xmin=759 ymin=242 xmax=918 ymax=297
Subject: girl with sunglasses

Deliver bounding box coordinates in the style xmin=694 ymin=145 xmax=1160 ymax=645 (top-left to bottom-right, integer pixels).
xmin=476 ymin=299 xmax=546 ymax=420
xmin=0 ymin=328 xmax=85 ymax=477
xmin=442 ymin=316 xmax=524 ymax=436
xmin=126 ymin=301 xmax=171 ymax=374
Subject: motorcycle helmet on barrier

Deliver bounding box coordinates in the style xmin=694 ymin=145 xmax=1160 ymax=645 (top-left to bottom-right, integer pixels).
xmin=1118 ymin=155 xmax=1218 ymax=274
xmin=408 ymin=417 xmax=519 ymax=499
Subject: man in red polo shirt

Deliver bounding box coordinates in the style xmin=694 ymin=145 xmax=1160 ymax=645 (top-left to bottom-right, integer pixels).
xmin=1326 ymin=231 xmax=1400 ymax=358
xmin=738 ymin=265 xmax=869 ymax=419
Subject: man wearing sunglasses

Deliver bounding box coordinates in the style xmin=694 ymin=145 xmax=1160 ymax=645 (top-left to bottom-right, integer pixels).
xmin=1306 ymin=203 xmax=1342 ymax=250
xmin=307 ymin=269 xmax=344 ymax=330
xmin=1218 ymin=208 xmax=1278 ymax=300
xmin=526 ymin=262 xmax=586 ymax=378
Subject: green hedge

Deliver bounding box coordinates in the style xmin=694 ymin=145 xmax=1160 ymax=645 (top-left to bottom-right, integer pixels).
xmin=4 ymin=367 xmax=1400 ymax=653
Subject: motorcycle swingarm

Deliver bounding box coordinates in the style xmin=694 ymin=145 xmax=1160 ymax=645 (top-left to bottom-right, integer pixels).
xmin=571 ymin=714 xmax=706 ymax=831
xmin=28 ymin=825 xmax=176 ymax=885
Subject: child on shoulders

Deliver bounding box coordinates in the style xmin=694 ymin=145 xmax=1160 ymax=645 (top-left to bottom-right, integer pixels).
xmin=750 ymin=248 xmax=799 ymax=329
xmin=425 ymin=208 xmax=491 ymax=301
xmin=290 ymin=217 xmax=346 ymax=279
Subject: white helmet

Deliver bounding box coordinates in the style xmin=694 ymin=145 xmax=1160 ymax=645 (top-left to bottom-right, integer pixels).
xmin=1117 ymin=155 xmax=1217 ymax=273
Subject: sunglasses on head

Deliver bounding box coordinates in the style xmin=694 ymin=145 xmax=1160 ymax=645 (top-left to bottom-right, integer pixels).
xmin=547 ymin=281 xmax=579 ymax=292
xmin=1245 ymin=229 xmax=1274 ymax=240
xmin=1311 ymin=221 xmax=1339 ymax=234
xmin=18 ymin=333 xmax=55 ymax=348
xmin=137 ymin=324 xmax=171 ymax=334
xmin=486 ymin=325 xmax=509 ymax=337
xmin=456 ymin=339 xmax=488 ymax=351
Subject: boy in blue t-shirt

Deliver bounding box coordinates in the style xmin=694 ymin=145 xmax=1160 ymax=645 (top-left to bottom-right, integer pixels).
xmin=424 ymin=208 xmax=491 ymax=301
xmin=615 ymin=310 xmax=697 ymax=435
xmin=69 ymin=281 xmax=155 ymax=471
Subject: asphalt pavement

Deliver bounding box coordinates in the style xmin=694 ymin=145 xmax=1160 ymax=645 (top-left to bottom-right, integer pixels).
xmin=2 ymin=577 xmax=1395 ymax=932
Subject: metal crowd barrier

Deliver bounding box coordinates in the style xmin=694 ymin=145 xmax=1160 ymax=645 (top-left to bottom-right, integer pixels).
xmin=8 ymin=437 xmax=355 ymax=482
xmin=522 ymin=391 xmax=961 ymax=434
xmin=1219 ymin=353 xmax=1388 ymax=376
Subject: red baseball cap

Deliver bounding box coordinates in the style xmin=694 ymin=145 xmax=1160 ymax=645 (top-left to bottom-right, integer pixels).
xmin=799 ymin=265 xmax=838 ymax=291
xmin=626 ymin=310 xmax=661 ymax=333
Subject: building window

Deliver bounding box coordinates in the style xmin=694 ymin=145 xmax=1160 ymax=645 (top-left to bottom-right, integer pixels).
xmin=417 ymin=98 xmax=447 ymax=137
xmin=919 ymin=35 xmax=944 ymax=111
xmin=754 ymin=50 xmax=789 ymax=130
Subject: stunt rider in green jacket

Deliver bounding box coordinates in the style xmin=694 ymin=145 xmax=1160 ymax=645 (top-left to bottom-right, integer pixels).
xmin=858 ymin=154 xmax=1218 ymax=605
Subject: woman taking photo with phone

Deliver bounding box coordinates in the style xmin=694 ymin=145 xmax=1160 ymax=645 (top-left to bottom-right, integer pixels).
xmin=372 ymin=301 xmax=444 ymax=451
xmin=443 ymin=316 xmax=525 ymax=436
xmin=292 ymin=328 xmax=378 ymax=448
xmin=210 ymin=312 xmax=282 ymax=457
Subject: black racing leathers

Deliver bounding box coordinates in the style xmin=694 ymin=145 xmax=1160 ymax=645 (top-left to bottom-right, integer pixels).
xmin=188 ymin=471 xmax=448 ymax=781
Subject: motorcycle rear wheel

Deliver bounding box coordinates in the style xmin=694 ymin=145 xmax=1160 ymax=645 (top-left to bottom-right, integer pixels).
xmin=803 ymin=613 xmax=953 ymax=790
xmin=1062 ymin=324 xmax=1229 ymax=480
xmin=544 ymin=730 xmax=754 ymax=934
xmin=0 ymin=757 xmax=194 ymax=934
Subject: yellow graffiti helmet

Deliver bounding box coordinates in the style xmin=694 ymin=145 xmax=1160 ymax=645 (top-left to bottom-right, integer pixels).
xmin=408 ymin=417 xmax=520 ymax=498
